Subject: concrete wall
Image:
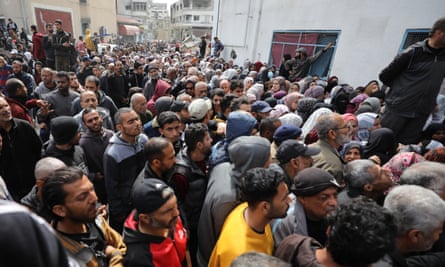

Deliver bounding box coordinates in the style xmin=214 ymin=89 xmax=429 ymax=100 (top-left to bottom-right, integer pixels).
xmin=213 ymin=0 xmax=445 ymax=86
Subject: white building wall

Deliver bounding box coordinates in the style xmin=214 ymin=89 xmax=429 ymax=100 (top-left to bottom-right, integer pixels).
xmin=213 ymin=0 xmax=445 ymax=86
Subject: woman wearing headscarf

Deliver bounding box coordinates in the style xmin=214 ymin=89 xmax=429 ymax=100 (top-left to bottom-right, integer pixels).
xmin=278 ymin=113 xmax=303 ymax=128
xmin=342 ymin=113 xmax=359 ymax=140
xmin=246 ymin=83 xmax=264 ymax=102
xmin=355 ymin=97 xmax=381 ymax=115
xmin=357 ymin=112 xmax=381 ymax=143
xmin=383 ymin=152 xmax=425 ymax=185
xmin=345 ymin=93 xmax=368 ymax=114
xmin=303 ymin=85 xmax=325 ymax=101
xmin=363 ymin=128 xmax=398 ymax=165
xmin=270 ymin=104 xmax=289 ymax=119
xmin=340 ymin=141 xmax=363 ymax=163
xmin=296 ymin=97 xmax=319 ymax=123
xmin=301 ymin=107 xmax=333 ymax=144
xmin=283 ymin=92 xmax=304 ymax=113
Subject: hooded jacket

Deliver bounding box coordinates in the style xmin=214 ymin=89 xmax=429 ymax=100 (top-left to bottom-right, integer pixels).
xmin=208 ymin=111 xmax=257 ymax=170
xmin=103 ymin=133 xmax=148 ymax=216
xmin=123 ymin=210 xmax=187 ymax=267
xmin=147 ymin=80 xmax=171 ymax=116
xmin=84 ymin=29 xmax=95 ymax=51
xmin=197 ymin=135 xmax=270 ymax=266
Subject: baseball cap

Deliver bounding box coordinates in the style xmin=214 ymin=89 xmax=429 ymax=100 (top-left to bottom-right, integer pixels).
xmin=276 ymin=139 xmax=320 ymax=164
xmin=132 ymin=178 xmax=175 ymax=214
xmin=170 ymin=100 xmax=189 ymax=112
xmin=81 ymin=55 xmax=92 ymax=62
xmin=273 ymin=125 xmax=302 ymax=145
xmin=293 ymin=168 xmax=340 ymax=196
xmin=188 ymin=98 xmax=212 ymax=121
xmin=252 ymin=100 xmax=273 ymax=113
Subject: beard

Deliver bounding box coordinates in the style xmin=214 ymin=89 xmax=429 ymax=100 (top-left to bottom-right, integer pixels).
xmin=65 ymin=205 xmax=97 ymax=223
xmin=151 ymin=216 xmax=178 ymax=229
xmin=336 ymin=132 xmax=351 ymax=146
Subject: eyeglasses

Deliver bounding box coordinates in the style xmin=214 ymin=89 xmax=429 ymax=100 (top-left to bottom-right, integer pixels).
xmin=333 ymin=124 xmax=351 ymax=131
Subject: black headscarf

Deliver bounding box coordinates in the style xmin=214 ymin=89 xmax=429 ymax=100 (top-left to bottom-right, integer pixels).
xmin=364 ymin=128 xmax=397 ymax=165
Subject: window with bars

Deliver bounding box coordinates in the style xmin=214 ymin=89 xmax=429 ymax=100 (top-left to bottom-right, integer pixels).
xmin=400 ymin=29 xmax=429 ymax=50
xmin=270 ymin=30 xmax=339 ymax=79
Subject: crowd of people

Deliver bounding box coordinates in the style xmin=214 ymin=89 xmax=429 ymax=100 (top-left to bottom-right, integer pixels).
xmin=0 ymin=15 xmax=444 ymax=267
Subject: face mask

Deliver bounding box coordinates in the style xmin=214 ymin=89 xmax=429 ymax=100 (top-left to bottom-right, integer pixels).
xmin=268 ymin=71 xmax=274 ymax=79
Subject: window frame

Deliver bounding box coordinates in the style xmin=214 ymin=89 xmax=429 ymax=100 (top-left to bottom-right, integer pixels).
xmin=269 ymin=30 xmax=340 ymax=79
xmin=399 ymin=29 xmax=430 ymax=51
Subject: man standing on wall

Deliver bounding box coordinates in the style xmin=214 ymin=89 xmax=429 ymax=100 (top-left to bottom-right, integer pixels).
xmin=380 ymin=17 xmax=445 ymax=145
xmin=52 ymin=19 xmax=71 ymax=71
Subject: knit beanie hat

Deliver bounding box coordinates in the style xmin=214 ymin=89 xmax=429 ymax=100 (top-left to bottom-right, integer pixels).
xmin=51 ymin=116 xmax=80 ymax=145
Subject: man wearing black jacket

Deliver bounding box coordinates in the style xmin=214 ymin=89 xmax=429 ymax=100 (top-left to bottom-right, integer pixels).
xmin=380 ymin=17 xmax=445 ymax=144
xmin=52 ymin=19 xmax=71 ymax=71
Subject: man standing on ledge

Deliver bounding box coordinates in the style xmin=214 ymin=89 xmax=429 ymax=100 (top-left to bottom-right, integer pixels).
xmin=52 ymin=19 xmax=71 ymax=71
xmin=380 ymin=17 xmax=445 ymax=145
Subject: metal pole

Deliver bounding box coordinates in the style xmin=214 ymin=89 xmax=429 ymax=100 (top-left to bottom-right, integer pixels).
xmin=19 ymin=0 xmax=28 ymax=33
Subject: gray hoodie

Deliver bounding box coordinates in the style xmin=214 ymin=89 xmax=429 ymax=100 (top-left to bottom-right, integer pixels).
xmin=196 ymin=136 xmax=271 ymax=266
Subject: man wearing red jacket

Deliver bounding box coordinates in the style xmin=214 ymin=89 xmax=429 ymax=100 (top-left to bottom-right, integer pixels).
xmin=30 ymin=25 xmax=46 ymax=64
xmin=123 ymin=178 xmax=190 ymax=267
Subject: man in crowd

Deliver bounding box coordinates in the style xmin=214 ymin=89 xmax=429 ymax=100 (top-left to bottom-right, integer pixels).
xmin=39 ymin=71 xmax=79 ymax=120
xmin=44 ymin=116 xmax=89 ymax=176
xmin=158 ymin=111 xmax=183 ymax=154
xmin=171 ymin=123 xmax=213 ymax=266
xmin=106 ymin=60 xmax=128 ymax=108
xmin=130 ymin=93 xmax=152 ymax=125
xmin=198 ymin=135 xmax=271 ymax=266
xmin=285 ymin=42 xmax=333 ymax=82
xmin=134 ymin=137 xmax=177 ymax=184
xmin=380 ymin=17 xmax=445 ymax=144
xmin=52 ymin=19 xmax=71 ymax=71
xmin=0 ymin=96 xmax=41 ymax=200
xmin=123 ymin=178 xmax=189 ymax=266
xmin=274 ymin=168 xmax=340 ymax=246
xmin=271 ymin=139 xmax=320 ymax=189
xmin=79 ymin=108 xmax=114 ymax=204
xmin=8 ymin=60 xmax=35 ymax=95
xmin=275 ymin=198 xmax=396 ymax=267
xmin=310 ymin=113 xmax=350 ymax=183
xmin=30 ymin=24 xmax=46 ymax=64
xmin=384 ymin=185 xmax=445 ymax=266
xmin=71 ymin=75 xmax=118 ymax=119
xmin=209 ymin=168 xmax=291 ymax=266
xmin=33 ymin=67 xmax=56 ymax=99
xmin=41 ymin=167 xmax=126 ymax=266
xmin=43 ymin=23 xmax=55 ymax=69
xmin=20 ymin=157 xmax=66 ymax=220
xmin=104 ymin=107 xmax=148 ymax=233
xmin=338 ymin=159 xmax=394 ymax=205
